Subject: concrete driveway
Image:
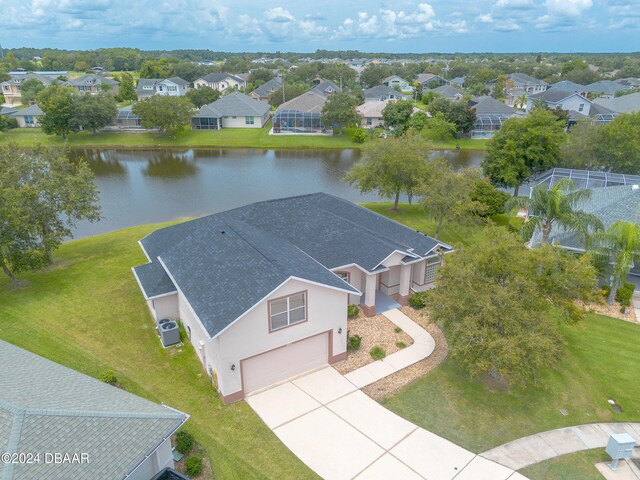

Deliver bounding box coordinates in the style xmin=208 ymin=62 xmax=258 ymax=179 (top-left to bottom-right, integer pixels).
xmin=247 ymin=366 xmax=525 ymax=480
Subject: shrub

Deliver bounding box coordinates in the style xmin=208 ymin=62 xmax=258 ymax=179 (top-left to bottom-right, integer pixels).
xmin=601 ymin=285 xmax=611 ymax=298
xmin=184 ymin=455 xmax=203 ymax=477
xmin=370 ymin=346 xmax=386 ymax=360
xmin=99 ymin=370 xmax=117 ymax=385
xmin=409 ymin=292 xmax=428 ymax=309
xmin=347 ymin=304 xmax=360 ymax=318
xmin=175 ymin=431 xmax=194 ymax=454
xmin=394 ymin=327 xmax=402 ymax=334
xmin=616 ymin=282 xmax=636 ymax=307
xmin=352 ymin=128 xmax=367 ymax=144
xmin=396 ymin=341 xmax=407 ymax=349
xmin=471 ymin=180 xmax=511 ymax=217
xmin=347 ymin=334 xmax=362 ymax=351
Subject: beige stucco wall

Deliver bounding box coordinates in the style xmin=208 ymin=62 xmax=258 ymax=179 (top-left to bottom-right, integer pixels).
xmin=380 ymin=265 xmax=401 ymax=296
xmin=148 ymin=294 xmax=179 ymax=321
xmin=214 ymin=278 xmax=349 ymax=397
xmin=331 ymin=265 xmax=363 ymax=305
xmin=14 ymin=116 xmax=40 ymax=128
xmin=220 ymin=115 xmax=265 ymax=128
xmin=177 ymin=294 xmax=211 ymax=371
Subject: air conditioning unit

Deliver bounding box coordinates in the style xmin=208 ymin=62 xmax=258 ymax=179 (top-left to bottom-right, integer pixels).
xmin=159 ymin=321 xmax=180 ymax=347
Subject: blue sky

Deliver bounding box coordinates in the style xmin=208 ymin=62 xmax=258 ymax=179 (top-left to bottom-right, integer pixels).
xmin=4 ymin=0 xmax=639 ymax=52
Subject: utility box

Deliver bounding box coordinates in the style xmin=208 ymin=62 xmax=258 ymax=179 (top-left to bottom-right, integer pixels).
xmin=606 ymin=433 xmax=636 ymax=470
xmin=159 ymin=321 xmax=180 ymax=347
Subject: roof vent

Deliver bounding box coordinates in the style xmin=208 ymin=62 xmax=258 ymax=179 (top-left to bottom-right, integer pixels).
xmin=221 ymin=230 xmax=225 ymax=234
xmin=632 ymin=185 xmax=639 ymax=191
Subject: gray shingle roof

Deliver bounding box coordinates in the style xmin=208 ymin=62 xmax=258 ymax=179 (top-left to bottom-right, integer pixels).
xmin=363 ymin=85 xmax=409 ymax=100
xmin=251 ymin=77 xmax=283 ymax=98
xmin=0 ymin=340 xmax=188 ymax=480
xmin=70 ymin=73 xmax=119 ymax=86
xmin=528 ymin=90 xmax=587 ymax=103
xmin=584 ymin=80 xmax=630 ymax=95
xmin=506 ymin=72 xmax=547 ymax=87
xmin=469 ymin=96 xmax=516 ymax=115
xmin=137 ymin=193 xmax=452 ymax=338
xmin=548 ymin=80 xmax=586 ymax=92
xmin=0 ymin=107 xmax=18 ymax=116
xmin=310 ymin=80 xmax=342 ymax=97
xmin=133 ymin=261 xmax=177 ymax=299
xmin=198 ymin=72 xmax=245 ymax=84
xmin=193 ymin=91 xmax=270 ymax=118
xmin=432 ymin=84 xmax=464 ymax=98
xmin=11 ymin=105 xmax=43 ymax=117
xmin=277 ymin=91 xmax=327 ymax=113
xmin=166 ymin=77 xmax=189 ymax=86
xmin=593 ymin=93 xmax=640 ymax=114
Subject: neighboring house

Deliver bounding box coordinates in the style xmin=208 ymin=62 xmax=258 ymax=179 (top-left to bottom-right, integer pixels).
xmin=417 ymin=73 xmax=448 ymax=90
xmin=136 ymin=77 xmax=189 ymax=98
xmin=0 ymin=72 xmax=70 ymax=106
xmin=356 ymin=100 xmax=388 ymax=128
xmin=310 ymin=79 xmax=342 ymax=97
xmin=363 ymin=85 xmax=410 ymax=103
xmin=449 ymin=76 xmax=466 ymax=88
xmin=191 ymin=91 xmax=271 ymax=130
xmin=70 ymin=73 xmax=119 ymax=96
xmin=548 ymin=80 xmax=589 ymax=97
xmin=132 ymin=193 xmax=453 ymax=403
xmin=11 ymin=104 xmax=43 ymax=127
xmin=593 ymin=92 xmax=640 ymax=114
xmin=526 ymin=90 xmax=592 ymax=115
xmin=0 ymin=106 xmax=18 ymax=117
xmin=193 ymin=72 xmax=247 ymax=92
xmin=468 ymin=96 xmax=520 ymax=139
xmin=272 ymin=91 xmax=328 ymax=134
xmin=382 ymin=75 xmax=413 ymax=92
xmin=588 ymin=103 xmax=619 ymax=126
xmin=248 ymin=76 xmax=283 ymax=103
xmin=489 ymin=73 xmax=548 ymax=106
xmin=0 ymin=339 xmax=188 ymax=480
xmin=431 ymin=84 xmax=465 ymax=101
xmin=616 ymin=78 xmax=640 ymax=89
xmin=114 ymin=105 xmax=144 ymax=129
xmin=583 ymin=80 xmax=631 ymax=99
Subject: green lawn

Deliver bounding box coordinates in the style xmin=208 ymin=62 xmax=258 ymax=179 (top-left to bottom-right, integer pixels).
xmin=0 ymin=223 xmax=317 ymax=480
xmin=381 ymin=313 xmax=640 ymax=453
xmin=519 ymin=449 xmax=610 ymax=480
xmin=0 ymin=126 xmax=487 ymax=150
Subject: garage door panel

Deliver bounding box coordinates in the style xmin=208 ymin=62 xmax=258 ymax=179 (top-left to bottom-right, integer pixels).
xmin=243 ymin=333 xmax=329 ymax=393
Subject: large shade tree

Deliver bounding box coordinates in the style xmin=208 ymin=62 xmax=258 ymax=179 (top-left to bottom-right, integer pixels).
xmin=344 ymin=135 xmax=431 ymax=210
xmin=132 ymin=95 xmax=194 ymax=137
xmin=591 ymin=221 xmax=640 ymax=305
xmin=36 ymin=85 xmax=77 ymax=139
xmin=505 ymin=178 xmax=603 ymax=246
xmin=73 ymin=93 xmax=118 ymax=134
xmin=321 ymin=93 xmax=360 ymax=134
xmin=426 ymin=227 xmax=597 ymax=385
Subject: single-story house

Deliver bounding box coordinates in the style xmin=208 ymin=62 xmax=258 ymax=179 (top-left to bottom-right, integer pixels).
xmin=272 ymin=91 xmax=328 ymax=134
xmin=363 ymin=85 xmax=410 ymax=103
xmin=417 ymin=73 xmax=448 ymax=90
xmin=191 ymin=91 xmax=270 ymax=130
xmin=431 ymin=84 xmax=465 ymax=101
xmin=11 ymin=104 xmax=43 ymax=127
xmin=382 ymin=75 xmax=414 ymax=93
xmin=70 ymin=73 xmax=119 ymax=96
xmin=593 ymin=92 xmax=640 ymax=114
xmin=356 ymin=100 xmax=388 ymax=128
xmin=468 ymin=96 xmax=520 ymax=139
xmin=0 ymin=339 xmax=188 ymax=480
xmin=249 ymin=76 xmax=283 ymax=103
xmin=193 ymin=72 xmax=247 ymax=92
xmin=526 ymin=90 xmax=592 ymax=115
xmin=132 ymin=193 xmax=453 ymax=403
xmin=137 ymin=77 xmax=189 ymax=98
xmin=0 ymin=106 xmax=18 ymax=117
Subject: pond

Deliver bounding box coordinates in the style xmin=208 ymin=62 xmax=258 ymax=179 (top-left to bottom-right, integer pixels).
xmin=69 ymin=148 xmax=486 ymax=239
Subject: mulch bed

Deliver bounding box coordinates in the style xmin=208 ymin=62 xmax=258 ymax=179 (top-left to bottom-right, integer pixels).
xmin=333 ymin=311 xmax=413 ymax=374
xmin=578 ymin=298 xmax=638 ymax=323
xmin=362 ymin=306 xmax=449 ymax=401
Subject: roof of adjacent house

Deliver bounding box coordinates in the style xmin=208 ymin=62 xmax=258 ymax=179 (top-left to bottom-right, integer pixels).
xmin=277 ymin=91 xmax=328 ymax=113
xmin=0 ymin=106 xmax=18 ymax=116
xmin=506 ymin=72 xmax=547 ymax=87
xmin=363 ymin=85 xmax=409 ymax=99
xmin=584 ymin=80 xmax=630 ymax=95
xmin=528 ymin=89 xmax=590 ymax=104
xmin=1 ymin=73 xmax=62 ymax=86
xmin=593 ymin=93 xmax=640 ymax=114
xmin=0 ymin=340 xmax=188 ymax=480
xmin=548 ymin=80 xmax=586 ymax=92
xmin=469 ymin=96 xmax=516 ymax=115
xmin=532 ymin=185 xmax=640 ymax=250
xmin=416 ymin=73 xmax=445 ymax=84
xmin=432 ymin=84 xmax=464 ymax=98
xmin=310 ymin=80 xmax=342 ymax=97
xmin=11 ymin=104 xmax=43 ymax=116
xmin=197 ymin=72 xmax=245 ymax=84
xmin=382 ymin=75 xmax=408 ymax=84
xmin=165 ymin=77 xmax=189 ymax=86
xmin=70 ymin=73 xmax=119 ymax=86
xmin=356 ymin=100 xmax=389 ymax=118
xmin=136 ymin=193 xmax=452 ymax=338
xmin=450 ymin=76 xmax=466 ymax=85
xmin=250 ymin=76 xmax=283 ymax=98
xmin=136 ymin=77 xmax=189 ymax=94
xmin=192 ymin=91 xmax=270 ymax=118
xmin=589 ymin=102 xmax=618 ymax=117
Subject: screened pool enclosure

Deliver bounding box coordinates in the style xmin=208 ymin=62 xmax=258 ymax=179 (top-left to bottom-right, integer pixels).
xmin=272 ymin=110 xmax=325 ymax=134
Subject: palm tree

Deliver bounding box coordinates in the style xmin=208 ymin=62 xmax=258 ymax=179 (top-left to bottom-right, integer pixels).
xmin=591 ymin=221 xmax=640 ymax=305
xmin=516 ymin=94 xmax=528 ymax=110
xmin=505 ymin=178 xmax=603 ymax=245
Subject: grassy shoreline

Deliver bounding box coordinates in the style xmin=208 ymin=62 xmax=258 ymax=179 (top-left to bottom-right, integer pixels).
xmin=0 ymin=126 xmax=489 ymax=151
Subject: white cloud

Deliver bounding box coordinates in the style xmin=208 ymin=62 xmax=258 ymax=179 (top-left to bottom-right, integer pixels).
xmin=544 ymin=0 xmax=592 ymax=17
xmin=476 ymin=13 xmax=494 ymax=23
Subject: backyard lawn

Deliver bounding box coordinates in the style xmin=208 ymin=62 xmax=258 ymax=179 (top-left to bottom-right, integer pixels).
xmin=0 ymin=223 xmax=317 ymax=480
xmin=0 ymin=125 xmax=488 ymax=151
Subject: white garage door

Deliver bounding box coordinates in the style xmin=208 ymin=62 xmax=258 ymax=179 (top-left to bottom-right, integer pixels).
xmin=242 ymin=332 xmax=329 ymax=394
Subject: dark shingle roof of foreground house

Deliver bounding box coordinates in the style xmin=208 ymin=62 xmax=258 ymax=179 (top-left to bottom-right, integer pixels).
xmin=135 ymin=193 xmax=452 ymax=338
xmin=0 ymin=340 xmax=188 ymax=480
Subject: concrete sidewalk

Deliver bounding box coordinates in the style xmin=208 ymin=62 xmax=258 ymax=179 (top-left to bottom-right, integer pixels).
xmin=344 ymin=309 xmax=436 ymax=389
xmin=481 ymin=423 xmax=640 ymax=470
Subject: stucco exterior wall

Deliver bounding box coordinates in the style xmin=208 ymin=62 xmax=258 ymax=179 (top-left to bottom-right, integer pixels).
xmin=331 ymin=265 xmax=363 ymax=305
xmin=215 ymin=278 xmax=349 ymax=398
xmin=220 ymin=115 xmax=265 ymax=128
xmin=380 ymin=265 xmax=402 ymax=296
xmin=177 ymin=294 xmax=212 ymax=371
xmin=149 ymin=294 xmax=179 ymax=321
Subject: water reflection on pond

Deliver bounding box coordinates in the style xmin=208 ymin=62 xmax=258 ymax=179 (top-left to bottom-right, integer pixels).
xmin=70 ymin=147 xmax=486 ymax=239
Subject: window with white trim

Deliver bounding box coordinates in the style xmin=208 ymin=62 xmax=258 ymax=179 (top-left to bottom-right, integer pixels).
xmin=424 ymin=257 xmax=441 ymax=283
xmin=245 ymin=116 xmax=255 ymax=125
xmin=335 ymin=271 xmax=350 ymax=282
xmin=269 ymin=292 xmax=306 ymax=331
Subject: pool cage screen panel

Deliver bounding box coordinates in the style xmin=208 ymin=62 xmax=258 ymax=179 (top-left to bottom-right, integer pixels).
xmin=531 ymin=168 xmax=640 ymax=191
xmin=273 ymin=110 xmax=324 ymax=134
